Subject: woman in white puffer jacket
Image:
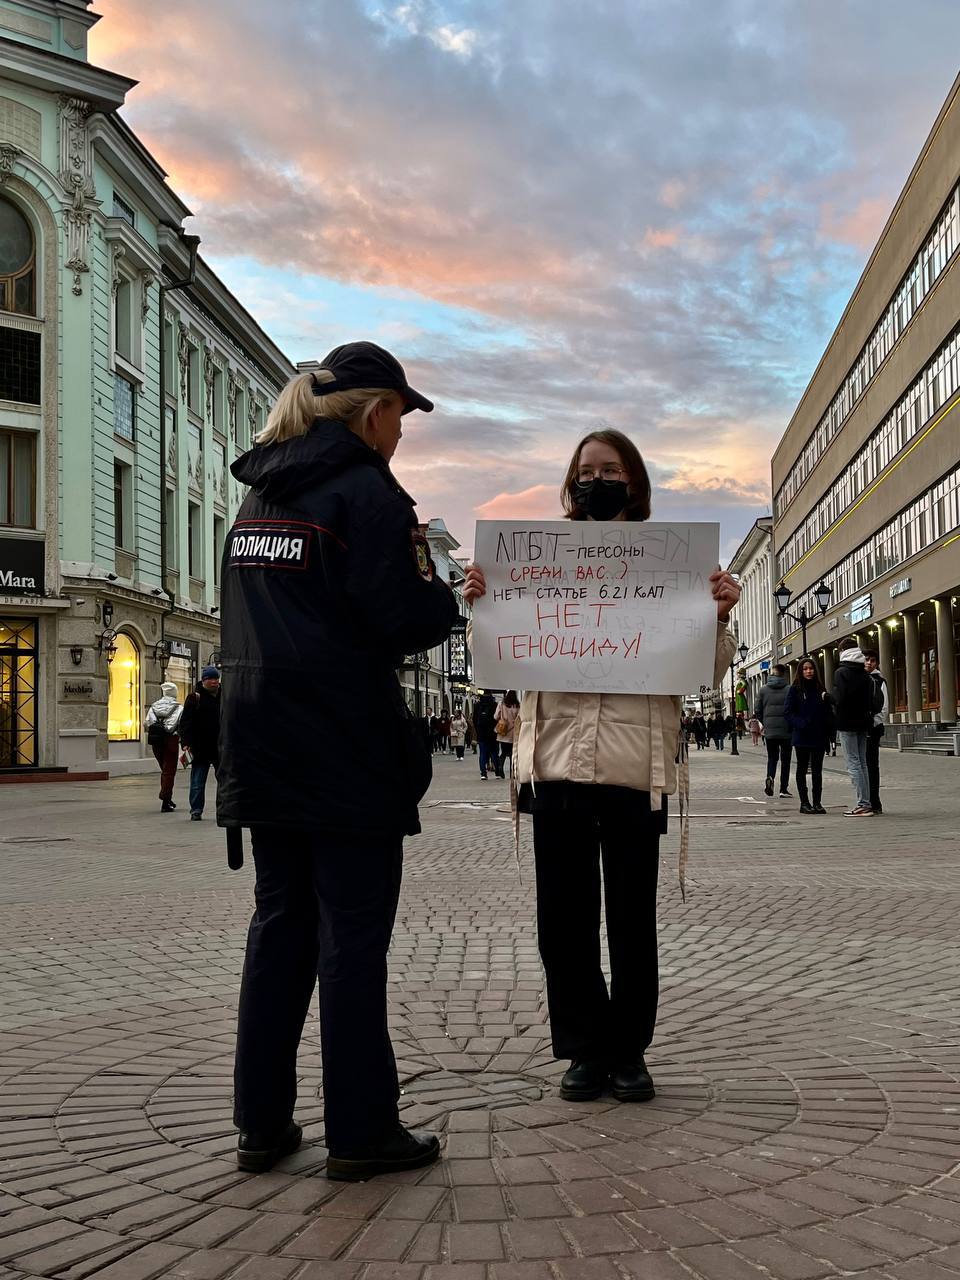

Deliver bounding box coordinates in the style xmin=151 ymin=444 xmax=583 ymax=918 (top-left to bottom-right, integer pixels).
xmin=464 ymin=429 xmax=739 ymax=1107
xmin=145 ymin=681 xmax=182 ymax=813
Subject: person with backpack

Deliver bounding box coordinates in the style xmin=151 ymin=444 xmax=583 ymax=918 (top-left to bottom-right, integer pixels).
xmin=494 ymin=691 xmax=520 ymax=777
xmin=832 ymin=639 xmax=883 ymax=816
xmin=144 ymin=681 xmax=182 ymax=813
xmin=862 ymin=648 xmax=889 ymax=815
xmin=473 ymin=692 xmax=500 ymax=779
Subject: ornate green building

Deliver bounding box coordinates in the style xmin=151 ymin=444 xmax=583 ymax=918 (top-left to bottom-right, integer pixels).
xmin=0 ymin=0 xmax=294 ymax=775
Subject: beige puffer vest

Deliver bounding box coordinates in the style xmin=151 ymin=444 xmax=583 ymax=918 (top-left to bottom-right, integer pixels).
xmin=514 ymin=624 xmax=736 ymax=811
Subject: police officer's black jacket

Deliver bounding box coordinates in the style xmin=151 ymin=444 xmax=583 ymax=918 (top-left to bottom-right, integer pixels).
xmin=216 ymin=418 xmax=458 ymax=837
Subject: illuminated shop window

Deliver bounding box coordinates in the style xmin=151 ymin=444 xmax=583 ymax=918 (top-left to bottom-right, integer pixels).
xmin=107 ymin=632 xmax=140 ymax=741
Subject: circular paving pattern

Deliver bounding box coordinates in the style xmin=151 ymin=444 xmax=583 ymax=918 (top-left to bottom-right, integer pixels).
xmin=0 ymin=758 xmax=959 ymax=1278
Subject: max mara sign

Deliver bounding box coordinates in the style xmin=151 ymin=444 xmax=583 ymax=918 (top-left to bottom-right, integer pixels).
xmin=0 ymin=537 xmax=44 ymax=595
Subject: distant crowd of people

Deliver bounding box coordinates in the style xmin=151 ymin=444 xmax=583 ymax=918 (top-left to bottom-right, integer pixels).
xmin=423 ymin=690 xmax=519 ymax=779
xmin=684 ymin=641 xmax=888 ymax=816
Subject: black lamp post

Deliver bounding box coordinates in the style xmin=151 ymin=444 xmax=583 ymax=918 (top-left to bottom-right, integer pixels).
xmin=774 ymin=579 xmax=832 ymax=657
xmin=729 ymin=640 xmax=750 ymax=756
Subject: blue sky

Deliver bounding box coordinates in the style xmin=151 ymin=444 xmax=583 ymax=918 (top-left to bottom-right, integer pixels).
xmin=93 ymin=0 xmax=960 ymax=559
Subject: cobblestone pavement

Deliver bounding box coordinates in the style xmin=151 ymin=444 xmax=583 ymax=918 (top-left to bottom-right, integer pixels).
xmin=0 ymin=742 xmax=958 ymax=1279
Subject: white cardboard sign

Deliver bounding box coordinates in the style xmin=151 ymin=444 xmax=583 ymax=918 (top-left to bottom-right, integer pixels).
xmin=471 ymin=520 xmax=719 ymax=695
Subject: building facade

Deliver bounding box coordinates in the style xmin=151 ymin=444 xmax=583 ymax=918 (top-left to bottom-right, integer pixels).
xmin=728 ymin=516 xmax=774 ymax=712
xmin=772 ymin=73 xmax=960 ymax=727
xmin=399 ymin=518 xmax=467 ymax=719
xmin=0 ymin=0 xmax=294 ymax=775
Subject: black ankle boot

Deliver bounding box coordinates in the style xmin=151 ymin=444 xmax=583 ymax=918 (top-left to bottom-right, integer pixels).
xmin=326 ymin=1124 xmax=440 ymax=1181
xmin=610 ymin=1060 xmax=655 ymax=1102
xmin=560 ymin=1060 xmax=608 ymax=1101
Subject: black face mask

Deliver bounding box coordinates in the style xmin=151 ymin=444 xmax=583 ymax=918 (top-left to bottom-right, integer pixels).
xmin=572 ymin=478 xmax=629 ymax=521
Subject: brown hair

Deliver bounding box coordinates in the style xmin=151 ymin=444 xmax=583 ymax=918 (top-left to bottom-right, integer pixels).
xmin=560 ymin=429 xmax=652 ymax=522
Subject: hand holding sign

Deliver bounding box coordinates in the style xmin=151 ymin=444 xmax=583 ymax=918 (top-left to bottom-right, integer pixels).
xmin=470 ymin=520 xmax=724 ymax=695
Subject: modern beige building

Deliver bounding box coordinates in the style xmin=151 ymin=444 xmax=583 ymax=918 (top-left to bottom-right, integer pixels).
xmin=772 ymin=72 xmax=960 ymax=738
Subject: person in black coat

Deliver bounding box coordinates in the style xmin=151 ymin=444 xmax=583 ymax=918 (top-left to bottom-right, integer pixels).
xmin=178 ymin=666 xmax=221 ymax=820
xmin=472 ymin=692 xmax=500 ymax=778
xmin=783 ymin=657 xmax=833 ymax=814
xmin=219 ymin=342 xmax=458 ymax=1180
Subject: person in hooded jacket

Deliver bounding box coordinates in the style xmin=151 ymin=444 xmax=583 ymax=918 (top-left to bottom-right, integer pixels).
xmin=464 ymin=428 xmax=738 ymax=1106
xmin=179 ymin=666 xmax=221 ymax=820
xmin=783 ymin=657 xmax=833 ymax=814
xmin=145 ymin=681 xmax=182 ymax=812
xmin=832 ymin=639 xmax=879 ymax=816
xmin=218 ymin=342 xmax=458 ymax=1180
xmin=755 ymin=665 xmax=792 ymax=797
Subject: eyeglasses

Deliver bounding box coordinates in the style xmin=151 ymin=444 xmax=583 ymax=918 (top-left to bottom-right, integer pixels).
xmin=576 ymin=465 xmax=625 ymax=483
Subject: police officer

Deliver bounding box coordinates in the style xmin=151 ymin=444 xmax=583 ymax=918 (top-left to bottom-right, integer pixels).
xmin=218 ymin=342 xmax=458 ymax=1179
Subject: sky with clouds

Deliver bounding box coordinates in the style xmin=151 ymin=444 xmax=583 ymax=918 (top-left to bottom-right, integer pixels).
xmin=90 ymin=0 xmax=960 ymax=561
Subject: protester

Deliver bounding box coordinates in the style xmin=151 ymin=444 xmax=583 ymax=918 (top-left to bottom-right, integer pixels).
xmin=495 ymin=690 xmax=520 ymax=777
xmin=783 ymin=658 xmax=833 ymax=814
xmin=473 ymin=692 xmax=500 ymax=779
xmin=463 ymin=427 xmax=738 ymax=1106
xmin=747 ymin=713 xmax=762 ymax=746
xmin=218 ymin=342 xmax=457 ymax=1178
xmin=863 ymin=648 xmax=888 ymax=815
xmin=179 ymin=666 xmax=221 ymax=821
xmin=756 ymin=665 xmax=792 ymax=797
xmin=450 ymin=708 xmax=468 ymax=760
xmin=145 ymin=681 xmax=182 ymax=813
xmin=832 ymin=639 xmax=881 ymax=816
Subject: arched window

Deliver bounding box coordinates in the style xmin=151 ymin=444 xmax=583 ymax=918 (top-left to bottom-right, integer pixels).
xmin=0 ymin=198 xmax=35 ymax=316
xmin=108 ymin=633 xmax=141 ymax=741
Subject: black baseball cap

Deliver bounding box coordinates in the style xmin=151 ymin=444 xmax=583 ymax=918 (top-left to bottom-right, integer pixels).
xmin=315 ymin=341 xmax=433 ymax=415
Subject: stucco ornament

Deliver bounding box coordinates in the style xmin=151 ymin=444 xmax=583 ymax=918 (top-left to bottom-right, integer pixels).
xmin=58 ymin=97 xmax=97 ymax=296
xmin=0 ymin=142 xmax=21 ymax=185
xmin=177 ymin=321 xmax=190 ymax=400
xmin=227 ymin=372 xmax=241 ymax=442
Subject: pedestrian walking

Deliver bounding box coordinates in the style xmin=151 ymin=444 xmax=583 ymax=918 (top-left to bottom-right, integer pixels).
xmin=473 ymin=692 xmax=499 ymax=779
xmin=833 ymin=640 xmax=882 ymax=816
xmin=440 ymin=712 xmax=451 ymax=754
xmin=145 ymin=681 xmax=182 ymax=812
xmin=218 ymin=342 xmax=457 ymax=1178
xmin=429 ymin=713 xmax=441 ymax=753
xmin=693 ymin=712 xmax=708 ymax=750
xmin=179 ymin=666 xmax=221 ymax=821
xmin=494 ymin=690 xmax=520 ymax=777
xmin=463 ymin=427 xmax=738 ymax=1106
xmin=450 ymin=708 xmax=468 ymax=760
xmin=783 ymin=658 xmax=833 ymax=814
xmin=708 ymin=713 xmax=725 ymax=750
xmin=756 ymin=665 xmax=792 ymax=797
xmin=863 ymin=648 xmax=888 ymax=814
xmin=747 ymin=714 xmax=761 ymax=746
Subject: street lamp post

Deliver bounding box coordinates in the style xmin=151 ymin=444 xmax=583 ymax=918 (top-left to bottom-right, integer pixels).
xmin=774 ymin=579 xmax=833 ymax=657
xmin=729 ymin=640 xmax=750 ymax=756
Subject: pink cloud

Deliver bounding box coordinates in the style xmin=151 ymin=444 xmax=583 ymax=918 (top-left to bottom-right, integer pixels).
xmin=475 ymin=485 xmax=560 ymax=521
xmin=819 ymin=196 xmax=890 ymax=252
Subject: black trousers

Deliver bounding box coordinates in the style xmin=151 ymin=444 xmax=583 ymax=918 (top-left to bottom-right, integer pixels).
xmin=533 ymin=801 xmax=660 ymax=1064
xmin=765 ymin=737 xmax=792 ymax=791
xmin=234 ymin=826 xmax=403 ymax=1151
xmin=866 ymin=726 xmax=883 ymax=811
xmin=794 ymin=746 xmax=825 ymax=805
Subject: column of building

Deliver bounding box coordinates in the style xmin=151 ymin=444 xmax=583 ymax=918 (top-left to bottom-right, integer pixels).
xmin=935 ymin=595 xmax=957 ymax=723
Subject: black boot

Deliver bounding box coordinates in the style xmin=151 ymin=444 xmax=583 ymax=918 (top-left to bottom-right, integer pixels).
xmin=326 ymin=1124 xmax=440 ymax=1181
xmin=560 ymin=1060 xmax=608 ymax=1101
xmin=236 ymin=1120 xmax=302 ymax=1172
xmin=610 ymin=1060 xmax=655 ymax=1102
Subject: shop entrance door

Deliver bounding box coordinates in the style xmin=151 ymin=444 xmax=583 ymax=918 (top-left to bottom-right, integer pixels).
xmin=0 ymin=618 xmax=38 ymax=769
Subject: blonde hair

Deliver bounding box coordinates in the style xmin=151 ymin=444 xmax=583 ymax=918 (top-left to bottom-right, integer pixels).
xmin=257 ymin=368 xmax=401 ymax=447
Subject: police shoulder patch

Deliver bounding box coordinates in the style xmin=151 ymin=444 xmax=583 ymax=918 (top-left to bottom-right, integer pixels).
xmin=411 ymin=531 xmax=434 ymax=581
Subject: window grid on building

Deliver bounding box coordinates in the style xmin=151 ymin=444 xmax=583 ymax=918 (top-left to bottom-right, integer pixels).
xmin=113 ymin=373 xmax=135 ymax=442
xmin=775 ymin=184 xmax=960 ymax=520
xmin=112 ymin=192 xmax=136 ymax=227
xmin=780 ymin=462 xmax=960 ymax=641
xmin=0 ymin=327 xmax=40 ymax=403
xmin=777 ymin=322 xmax=960 ymax=579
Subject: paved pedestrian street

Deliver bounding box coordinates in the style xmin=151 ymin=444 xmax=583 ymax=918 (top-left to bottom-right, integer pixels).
xmin=0 ymin=744 xmax=958 ymax=1280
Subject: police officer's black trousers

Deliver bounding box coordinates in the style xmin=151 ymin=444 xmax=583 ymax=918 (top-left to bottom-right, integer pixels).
xmin=532 ymin=806 xmax=660 ymax=1065
xmin=234 ymin=826 xmax=403 ymax=1151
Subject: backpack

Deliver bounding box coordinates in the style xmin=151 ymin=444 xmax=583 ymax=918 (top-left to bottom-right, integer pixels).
xmin=870 ymin=675 xmax=885 ymax=716
xmin=147 ymin=719 xmax=171 ymax=746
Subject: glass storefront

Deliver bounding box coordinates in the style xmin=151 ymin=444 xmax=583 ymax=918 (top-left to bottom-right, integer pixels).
xmin=0 ymin=617 xmax=37 ymax=769
xmin=107 ymin=632 xmax=140 ymax=741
